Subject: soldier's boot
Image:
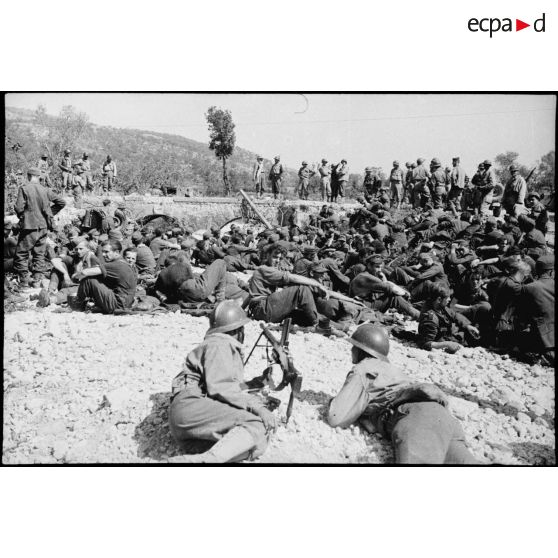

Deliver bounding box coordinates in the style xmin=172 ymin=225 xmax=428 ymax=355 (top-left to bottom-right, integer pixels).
xmin=167 ymin=427 xmax=257 ymax=464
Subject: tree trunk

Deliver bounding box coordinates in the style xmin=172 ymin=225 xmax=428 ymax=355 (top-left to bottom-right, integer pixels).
xmin=222 ymin=156 xmax=230 ymax=196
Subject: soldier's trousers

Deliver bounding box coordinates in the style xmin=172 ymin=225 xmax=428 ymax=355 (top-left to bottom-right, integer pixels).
xmin=178 ymin=259 xmax=227 ymax=303
xmin=62 ymin=171 xmax=72 ymax=190
xmin=320 ymin=177 xmax=331 ymax=200
xmin=337 ymin=180 xmax=347 ymax=198
xmin=77 ymin=277 xmax=118 ymax=314
xmin=84 ymin=172 xmax=94 ymax=191
xmin=250 ymin=285 xmax=318 ymax=326
xmin=104 ymin=171 xmax=114 ymax=191
xmin=390 ymin=182 xmax=404 ymax=206
xmin=447 ymin=187 xmax=462 ymax=211
xmin=327 ymin=368 xmax=477 ymax=464
xmin=298 ymin=178 xmax=310 ymax=199
xmin=13 ymin=228 xmax=48 ymax=279
xmin=270 ymin=178 xmax=281 ymax=198
xmin=432 ymin=187 xmax=447 ymax=209
xmin=169 ymin=389 xmax=268 ymax=459
xmin=254 ymin=176 xmax=265 ymax=197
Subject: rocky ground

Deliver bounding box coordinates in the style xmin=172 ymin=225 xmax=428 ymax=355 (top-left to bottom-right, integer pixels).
xmin=3 ymin=286 xmax=555 ymax=465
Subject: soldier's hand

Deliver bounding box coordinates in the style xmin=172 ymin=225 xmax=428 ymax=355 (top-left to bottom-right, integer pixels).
xmin=466 ymin=325 xmax=480 ymax=339
xmin=256 ymin=408 xmax=277 ymax=433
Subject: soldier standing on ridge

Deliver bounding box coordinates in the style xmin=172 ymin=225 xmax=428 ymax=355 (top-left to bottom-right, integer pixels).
xmin=253 ymin=155 xmax=266 ymax=198
xmin=411 ymin=157 xmax=431 ymax=208
xmin=59 ymin=149 xmax=72 ymax=191
xmin=269 ymin=155 xmax=284 ymax=200
xmin=80 ymin=152 xmax=94 ymax=193
xmin=318 ymin=159 xmax=332 ymax=202
xmin=297 ymin=160 xmax=316 ymax=200
xmin=102 ymin=155 xmax=117 ymax=193
xmin=448 ymin=156 xmax=467 ymax=212
xmin=429 ymin=158 xmax=448 ymax=209
xmin=389 ymin=160 xmax=405 ymax=209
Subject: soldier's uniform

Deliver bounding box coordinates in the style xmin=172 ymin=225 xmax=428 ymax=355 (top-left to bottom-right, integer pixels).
xmin=71 ymin=168 xmax=85 ymax=208
xmin=477 ymin=161 xmax=496 ymax=215
xmin=389 ymin=165 xmax=405 ymax=208
xmin=102 ymin=157 xmax=117 ymax=192
xmin=59 ymin=152 xmax=72 ymax=190
xmin=411 ymin=162 xmax=431 ymax=208
xmin=252 ymin=158 xmax=266 ymax=198
xmin=318 ymin=161 xmax=331 ymax=201
xmin=418 ymin=304 xmax=472 ymax=350
xmin=80 ymin=155 xmax=94 ymax=191
xmin=429 ymin=160 xmax=449 ymax=209
xmin=169 ymin=333 xmax=268 ymax=458
xmin=502 ymin=171 xmax=528 ymax=216
xmin=269 ymin=158 xmax=283 ymax=199
xmin=297 ymin=163 xmax=315 ymax=200
xmin=448 ymin=160 xmax=467 ymax=211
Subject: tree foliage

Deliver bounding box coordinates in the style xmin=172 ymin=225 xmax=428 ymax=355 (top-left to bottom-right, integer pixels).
xmin=494 ymin=150 xmax=555 ymax=196
xmin=205 ymin=106 xmax=236 ymax=195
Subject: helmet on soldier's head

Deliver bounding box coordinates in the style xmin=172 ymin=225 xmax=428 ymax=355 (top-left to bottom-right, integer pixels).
xmin=365 ymin=167 xmax=372 ymax=172
xmin=509 ymin=164 xmax=519 ymax=172
xmin=431 ymin=158 xmax=441 ymax=167
xmin=64 ymin=149 xmax=71 ymax=154
xmin=27 ymin=167 xmax=41 ymax=177
xmin=207 ymin=301 xmax=251 ymax=335
xmin=393 ymin=160 xmax=399 ymax=166
xmin=322 ymin=158 xmax=328 ymax=163
xmin=405 ymin=161 xmax=412 ymax=168
xmin=483 ymin=159 xmax=492 ymax=166
xmin=417 ymin=157 xmax=425 ymax=165
xmin=301 ymin=160 xmax=308 ymax=166
xmin=41 ymin=153 xmax=48 ymax=159
xmin=274 ymin=155 xmax=280 ymax=161
xmin=83 ymin=152 xmax=89 ymax=158
xmin=348 ymin=324 xmax=390 ymax=362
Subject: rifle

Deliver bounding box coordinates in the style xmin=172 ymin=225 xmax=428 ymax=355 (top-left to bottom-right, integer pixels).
xmin=244 ymin=318 xmax=302 ymax=423
xmin=525 ymin=167 xmax=537 ymax=183
xmin=325 ymin=289 xmax=367 ymax=308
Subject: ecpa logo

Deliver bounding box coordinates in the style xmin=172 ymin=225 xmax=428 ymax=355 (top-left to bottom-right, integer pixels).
xmin=468 ymin=13 xmax=546 ymax=37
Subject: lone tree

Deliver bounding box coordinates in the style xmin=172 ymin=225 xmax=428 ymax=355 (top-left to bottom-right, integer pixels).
xmin=206 ymin=106 xmax=236 ymax=196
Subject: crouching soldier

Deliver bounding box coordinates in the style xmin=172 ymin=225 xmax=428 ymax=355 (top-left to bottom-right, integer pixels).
xmin=328 ymin=324 xmax=478 ymax=464
xmin=168 ymin=301 xmax=277 ymax=463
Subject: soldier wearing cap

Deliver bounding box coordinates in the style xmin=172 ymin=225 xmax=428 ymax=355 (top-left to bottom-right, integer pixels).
xmin=411 ymin=157 xmax=431 ymax=209
xmin=362 ymin=167 xmax=377 ymax=199
xmin=102 ymin=155 xmax=117 ymax=192
xmin=37 ymin=153 xmax=53 ymax=188
xmin=477 ymin=159 xmax=497 ymax=215
xmin=429 ymin=157 xmax=449 ymax=209
xmin=79 ymin=152 xmax=94 ymax=192
xmin=318 ymin=159 xmax=332 ymax=202
xmin=167 ymin=301 xmax=277 ymax=463
xmin=525 ymin=191 xmax=548 ymax=234
xmin=13 ymin=167 xmax=66 ymax=286
xmin=448 ymin=156 xmax=467 ymax=212
xmin=403 ymin=162 xmax=415 ymax=204
xmin=252 ymin=155 xmax=266 ymax=198
xmin=297 ymin=160 xmax=316 ymax=200
xmin=327 ymin=323 xmax=478 ymax=464
xmin=59 ymin=149 xmax=72 ymax=191
xmin=335 ymin=159 xmax=349 ymax=202
xmin=502 ymin=163 xmax=528 ymax=217
xmin=388 ymin=160 xmax=405 ymax=209
xmin=269 ymin=156 xmax=283 ymax=199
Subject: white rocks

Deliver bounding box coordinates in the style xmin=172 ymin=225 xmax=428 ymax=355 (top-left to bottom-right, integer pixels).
xmin=102 ymin=388 xmax=134 ymax=412
xmin=448 ymin=396 xmax=479 ymax=420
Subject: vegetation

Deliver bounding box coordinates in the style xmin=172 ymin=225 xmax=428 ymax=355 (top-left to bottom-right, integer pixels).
xmin=494 ymin=150 xmax=555 ymax=196
xmin=205 ymin=106 xmax=236 ymax=196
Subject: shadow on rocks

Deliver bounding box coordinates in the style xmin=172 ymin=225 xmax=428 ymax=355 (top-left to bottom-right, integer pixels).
xmin=509 ymin=442 xmax=556 ymax=465
xmin=133 ymin=392 xmax=213 ymax=461
xmin=298 ymin=388 xmax=332 ymax=421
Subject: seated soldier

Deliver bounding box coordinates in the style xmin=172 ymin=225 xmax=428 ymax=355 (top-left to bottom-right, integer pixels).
xmin=167 ymin=301 xmax=276 ymax=463
xmin=418 ymin=284 xmax=480 ymax=354
xmin=349 ymin=255 xmax=420 ymax=320
xmin=247 ymin=245 xmax=328 ymax=326
xmin=131 ymin=232 xmax=156 ymax=279
xmin=177 ymin=259 xmax=227 ymax=304
xmin=327 ymin=324 xmax=478 ymax=464
xmin=73 ymin=239 xmax=137 ymax=314
xmin=154 ymin=252 xmax=194 ymax=304
xmin=517 ymin=254 xmax=555 ymax=366
xmin=4 ymin=220 xmax=17 ymax=272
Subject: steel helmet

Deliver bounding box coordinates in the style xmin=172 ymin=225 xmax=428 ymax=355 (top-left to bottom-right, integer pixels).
xmin=509 ymin=164 xmax=519 ymax=172
xmin=417 ymin=157 xmax=425 ymax=165
xmin=405 ymin=161 xmax=413 ymax=168
xmin=301 ymin=160 xmax=308 ymax=165
xmin=207 ymin=300 xmax=251 ymax=335
xmin=431 ymin=158 xmax=441 ymax=167
xmin=393 ymin=160 xmax=399 ymax=166
xmin=348 ymin=324 xmax=390 ymax=361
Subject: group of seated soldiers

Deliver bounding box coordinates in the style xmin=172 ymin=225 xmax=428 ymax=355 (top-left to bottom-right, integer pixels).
xmin=4 ymin=186 xmax=554 ymax=367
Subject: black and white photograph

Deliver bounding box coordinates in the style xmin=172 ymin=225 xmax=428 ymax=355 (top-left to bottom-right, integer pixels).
xmin=3 ymin=92 xmax=555 ymax=465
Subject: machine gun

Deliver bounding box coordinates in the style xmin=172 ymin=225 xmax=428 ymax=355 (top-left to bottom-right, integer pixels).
xmin=244 ymin=318 xmax=302 ymax=423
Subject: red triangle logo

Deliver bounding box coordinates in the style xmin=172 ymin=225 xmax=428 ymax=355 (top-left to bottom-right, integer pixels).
xmin=516 ymin=19 xmax=530 ymax=31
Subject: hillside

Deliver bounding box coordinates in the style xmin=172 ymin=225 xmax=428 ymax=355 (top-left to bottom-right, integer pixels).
xmin=4 ymin=106 xmax=301 ymax=197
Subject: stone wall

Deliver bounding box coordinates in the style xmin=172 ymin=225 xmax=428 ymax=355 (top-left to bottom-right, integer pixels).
xmin=54 ymin=194 xmax=359 ymax=231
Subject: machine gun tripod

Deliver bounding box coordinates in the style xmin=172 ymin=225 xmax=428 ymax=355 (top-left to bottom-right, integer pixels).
xmin=244 ymin=318 xmax=302 ymax=424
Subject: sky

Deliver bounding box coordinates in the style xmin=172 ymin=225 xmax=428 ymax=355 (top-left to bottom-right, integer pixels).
xmin=6 ymin=93 xmax=556 ymax=175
